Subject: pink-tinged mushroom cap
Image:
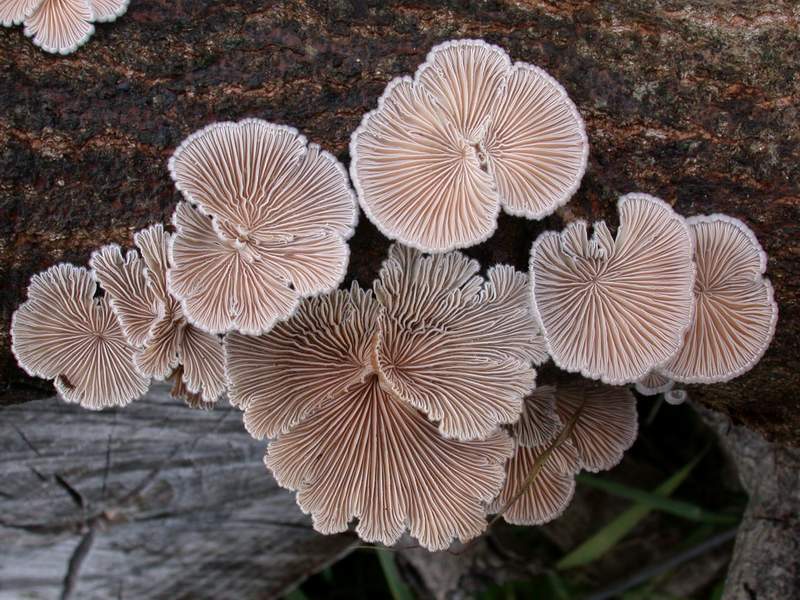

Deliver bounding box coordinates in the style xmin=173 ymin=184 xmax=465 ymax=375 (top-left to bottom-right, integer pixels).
xmin=89 ymin=0 xmax=127 ymax=22
xmin=91 ymin=224 xmax=226 ymax=404
xmin=351 ymin=39 xmax=587 ymax=253
xmin=225 ymin=284 xmax=513 ymax=550
xmin=511 ymin=385 xmax=562 ymax=449
xmin=488 ymin=437 xmax=578 ymax=526
xmin=168 ymin=119 xmax=357 ymax=335
xmin=635 ymin=370 xmax=674 ymax=396
xmin=554 ymin=381 xmax=637 ymax=472
xmin=0 ymin=0 xmax=41 ymax=26
xmin=372 ymin=245 xmax=547 ymax=441
xmin=22 ymin=0 xmax=94 ymax=55
xmin=11 ymin=264 xmax=149 ymax=409
xmin=660 ymin=215 xmax=778 ymax=383
xmin=531 ymin=193 xmax=695 ymax=384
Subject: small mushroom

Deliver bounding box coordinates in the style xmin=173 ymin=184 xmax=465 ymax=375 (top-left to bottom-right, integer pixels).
xmin=372 ymin=244 xmax=548 ymax=441
xmin=11 ymin=264 xmax=149 ymax=409
xmin=489 ymin=387 xmax=580 ymax=525
xmin=91 ymin=224 xmax=226 ymax=405
xmin=2 ymin=0 xmax=128 ymax=55
xmin=635 ymin=370 xmax=674 ymax=396
xmin=664 ymin=389 xmax=688 ymax=405
xmin=351 ymin=39 xmax=587 ymax=252
xmin=168 ymin=119 xmax=357 ymax=336
xmin=530 ymin=193 xmax=695 ymax=384
xmin=553 ymin=381 xmax=638 ymax=472
xmin=660 ymin=215 xmax=778 ymax=383
xmin=226 ymin=283 xmax=513 ymax=551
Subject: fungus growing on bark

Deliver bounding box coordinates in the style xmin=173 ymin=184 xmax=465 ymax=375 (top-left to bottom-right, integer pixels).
xmin=489 ymin=387 xmax=579 ymax=525
xmin=553 ymin=381 xmax=638 ymax=472
xmin=11 ymin=264 xmax=148 ymax=409
xmin=1 ymin=0 xmax=129 ymax=55
xmin=351 ymin=39 xmax=588 ymax=252
xmin=530 ymin=193 xmax=695 ymax=385
xmin=91 ymin=224 xmax=226 ymax=405
xmin=168 ymin=119 xmax=357 ymax=336
xmin=226 ymin=282 xmax=514 ymax=551
xmin=660 ymin=215 xmax=778 ymax=383
xmin=635 ymin=370 xmax=674 ymax=396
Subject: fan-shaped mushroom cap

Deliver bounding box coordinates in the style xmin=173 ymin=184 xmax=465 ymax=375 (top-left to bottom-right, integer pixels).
xmin=554 ymin=381 xmax=637 ymax=472
xmin=11 ymin=264 xmax=149 ymax=409
xmin=91 ymin=224 xmax=226 ymax=404
xmin=660 ymin=215 xmax=778 ymax=383
xmin=488 ymin=437 xmax=578 ymax=526
xmin=635 ymin=370 xmax=674 ymax=396
xmin=531 ymin=193 xmax=695 ymax=384
xmin=664 ymin=389 xmax=688 ymax=405
xmin=226 ymin=283 xmax=513 ymax=551
xmin=511 ymin=385 xmax=561 ymax=449
xmin=168 ymin=119 xmax=357 ymax=335
xmin=351 ymin=39 xmax=587 ymax=253
xmin=372 ymin=245 xmax=547 ymax=441
xmin=22 ymin=0 xmax=94 ymax=55
xmin=0 ymin=0 xmax=40 ymax=26
xmin=89 ymin=0 xmax=127 ymax=22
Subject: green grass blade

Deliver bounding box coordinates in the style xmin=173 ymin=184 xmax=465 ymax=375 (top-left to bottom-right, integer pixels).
xmin=576 ymin=473 xmax=740 ymax=524
xmin=557 ymin=452 xmax=706 ymax=570
xmin=376 ymin=549 xmax=414 ymax=600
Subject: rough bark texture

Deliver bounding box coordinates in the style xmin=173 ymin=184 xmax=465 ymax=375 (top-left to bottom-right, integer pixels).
xmin=699 ymin=406 xmax=800 ymax=600
xmin=0 ymin=384 xmax=355 ymax=600
xmin=0 ymin=4 xmax=797 ymax=435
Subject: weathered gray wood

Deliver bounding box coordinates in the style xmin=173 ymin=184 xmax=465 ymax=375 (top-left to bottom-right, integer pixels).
xmin=0 ymin=384 xmax=354 ymax=600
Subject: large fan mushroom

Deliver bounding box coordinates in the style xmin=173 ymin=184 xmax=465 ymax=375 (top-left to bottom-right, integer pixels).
xmin=226 ymin=283 xmax=514 ymax=550
xmin=11 ymin=264 xmax=148 ymax=409
xmin=660 ymin=215 xmax=778 ymax=383
xmin=1 ymin=0 xmax=129 ymax=55
xmin=351 ymin=39 xmax=588 ymax=252
xmin=530 ymin=193 xmax=695 ymax=385
xmin=91 ymin=224 xmax=226 ymax=406
xmin=168 ymin=119 xmax=357 ymax=336
xmin=225 ymin=244 xmax=546 ymax=549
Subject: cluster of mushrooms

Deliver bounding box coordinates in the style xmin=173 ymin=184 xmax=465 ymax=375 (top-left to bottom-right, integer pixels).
xmin=0 ymin=0 xmax=129 ymax=54
xmin=11 ymin=40 xmax=777 ymax=551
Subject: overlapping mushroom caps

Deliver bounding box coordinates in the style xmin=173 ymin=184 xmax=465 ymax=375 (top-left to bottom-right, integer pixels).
xmin=11 ymin=264 xmax=148 ymax=409
xmin=530 ymin=193 xmax=695 ymax=385
xmin=91 ymin=224 xmax=226 ymax=406
xmin=351 ymin=39 xmax=588 ymax=252
xmin=635 ymin=370 xmax=674 ymax=396
xmin=660 ymin=215 xmax=778 ymax=383
xmin=168 ymin=119 xmax=357 ymax=336
xmin=1 ymin=0 xmax=129 ymax=55
xmin=225 ymin=245 xmax=546 ymax=549
xmin=490 ymin=381 xmax=637 ymax=525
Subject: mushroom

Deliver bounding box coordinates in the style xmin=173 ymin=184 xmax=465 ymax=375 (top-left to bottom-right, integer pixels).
xmin=2 ymin=0 xmax=129 ymax=55
xmin=11 ymin=263 xmax=149 ymax=409
xmin=530 ymin=193 xmax=695 ymax=384
xmin=660 ymin=215 xmax=778 ymax=383
xmin=664 ymin=389 xmax=688 ymax=405
xmin=635 ymin=370 xmax=674 ymax=396
xmin=350 ymin=39 xmax=588 ymax=252
xmin=553 ymin=381 xmax=638 ymax=472
xmin=91 ymin=224 xmax=226 ymax=405
xmin=168 ymin=119 xmax=357 ymax=336
xmin=226 ymin=283 xmax=513 ymax=551
xmin=489 ymin=387 xmax=580 ymax=525
xmin=371 ymin=244 xmax=548 ymax=441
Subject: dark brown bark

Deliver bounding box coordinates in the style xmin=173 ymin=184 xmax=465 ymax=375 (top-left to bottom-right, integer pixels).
xmin=1 ymin=1 xmax=798 ymax=444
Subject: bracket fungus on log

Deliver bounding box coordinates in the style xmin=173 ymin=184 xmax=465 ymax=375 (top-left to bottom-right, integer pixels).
xmin=350 ymin=39 xmax=588 ymax=253
xmin=660 ymin=215 xmax=778 ymax=384
xmin=167 ymin=119 xmax=358 ymax=336
xmin=224 ymin=244 xmax=546 ymax=549
xmin=0 ymin=0 xmax=128 ymax=55
xmin=91 ymin=224 xmax=226 ymax=406
xmin=530 ymin=193 xmax=695 ymax=385
xmin=10 ymin=264 xmax=148 ymax=409
xmin=226 ymin=282 xmax=514 ymax=551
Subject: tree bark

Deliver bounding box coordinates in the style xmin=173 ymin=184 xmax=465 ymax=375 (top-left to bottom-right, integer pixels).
xmin=0 ymin=3 xmax=797 ymax=443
